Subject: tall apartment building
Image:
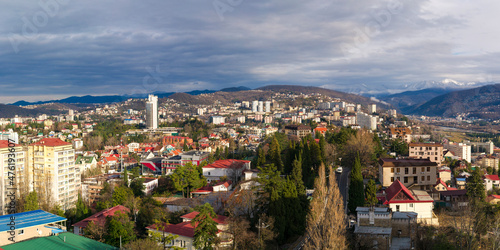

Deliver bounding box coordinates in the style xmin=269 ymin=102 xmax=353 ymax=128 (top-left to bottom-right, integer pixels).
xmin=28 ymin=138 xmax=78 ymax=210
xmin=252 ymin=100 xmax=258 ymax=113
xmin=146 ymin=94 xmax=158 ymax=129
xmin=265 ymin=101 xmax=271 ymax=113
xmin=258 ymin=101 xmax=264 ymax=113
xmin=0 ymin=140 xmax=26 ymax=215
xmin=356 ymin=112 xmax=378 ymax=130
xmin=378 ymin=158 xmax=438 ymax=191
xmin=368 ymin=104 xmax=377 ymax=114
xmin=409 ymin=142 xmax=443 ymax=165
xmin=444 ymin=142 xmax=471 ymax=163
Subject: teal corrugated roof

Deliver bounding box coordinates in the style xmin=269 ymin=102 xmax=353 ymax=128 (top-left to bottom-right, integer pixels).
xmin=1 ymin=232 xmax=117 ymax=249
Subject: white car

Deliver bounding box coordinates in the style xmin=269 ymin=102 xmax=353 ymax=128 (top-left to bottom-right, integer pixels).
xmin=336 ymin=166 xmax=343 ymax=174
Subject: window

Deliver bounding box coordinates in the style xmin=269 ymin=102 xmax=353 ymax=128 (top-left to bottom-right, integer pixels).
xmin=18 ymin=230 xmax=24 ymax=235
xmin=409 ymin=203 xmax=413 ymax=208
xmin=435 ymin=157 xmax=438 ymax=161
xmin=391 ymin=177 xmax=394 ymax=182
xmin=427 ymin=176 xmax=430 ymax=181
xmin=391 ymin=168 xmax=394 ymax=173
xmin=421 ymin=176 xmax=425 ymax=181
xmin=404 ymin=177 xmax=408 ymax=183
xmin=421 ymin=167 xmax=425 ymax=172
xmin=396 ymin=205 xmax=400 ymax=211
xmin=414 ymin=176 xmax=418 ymax=183
xmin=413 ymin=168 xmax=416 ymax=174
xmin=396 ymin=168 xmax=400 ymax=173
xmin=405 ymin=168 xmax=409 ymax=174
xmin=427 ymin=167 xmax=430 ymax=172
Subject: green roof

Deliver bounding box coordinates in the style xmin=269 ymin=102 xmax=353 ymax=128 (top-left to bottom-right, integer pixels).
xmin=1 ymin=232 xmax=117 ymax=250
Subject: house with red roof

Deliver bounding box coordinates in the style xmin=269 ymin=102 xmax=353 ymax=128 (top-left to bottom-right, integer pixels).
xmin=202 ymin=159 xmax=251 ymax=182
xmin=72 ymin=205 xmax=130 ymax=235
xmin=383 ymin=179 xmax=438 ymax=225
xmin=486 ymin=195 xmax=500 ymax=204
xmin=190 ymin=181 xmax=232 ymax=197
xmin=147 ymin=211 xmax=231 ymax=249
xmin=483 ymin=174 xmax=500 ymax=192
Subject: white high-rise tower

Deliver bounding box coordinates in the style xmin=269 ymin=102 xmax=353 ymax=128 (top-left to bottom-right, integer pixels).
xmin=146 ymin=95 xmax=158 ymax=129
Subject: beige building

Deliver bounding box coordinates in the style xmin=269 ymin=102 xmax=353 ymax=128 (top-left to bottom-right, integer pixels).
xmin=409 ymin=142 xmax=443 ymax=165
xmin=28 ymin=138 xmax=79 ymax=210
xmin=388 ymin=127 xmax=412 ymax=143
xmin=0 ymin=140 xmax=27 ymax=215
xmin=480 ymin=156 xmax=499 ymax=169
xmin=284 ymin=124 xmax=311 ymax=139
xmin=379 ymin=158 xmax=438 ymax=191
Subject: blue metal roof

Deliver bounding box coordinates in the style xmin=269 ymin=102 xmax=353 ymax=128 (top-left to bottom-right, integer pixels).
xmin=0 ymin=210 xmax=66 ymax=233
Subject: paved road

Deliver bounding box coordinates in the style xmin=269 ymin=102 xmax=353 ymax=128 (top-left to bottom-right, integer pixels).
xmin=336 ymin=167 xmax=351 ymax=215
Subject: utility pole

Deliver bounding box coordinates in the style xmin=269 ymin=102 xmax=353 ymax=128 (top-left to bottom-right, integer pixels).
xmin=257 ymin=217 xmax=270 ymax=250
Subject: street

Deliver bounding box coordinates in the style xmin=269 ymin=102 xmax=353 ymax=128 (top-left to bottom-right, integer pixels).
xmin=336 ymin=166 xmax=350 ymax=215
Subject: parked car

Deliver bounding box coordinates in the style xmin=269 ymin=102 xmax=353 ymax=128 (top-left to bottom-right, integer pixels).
xmin=336 ymin=166 xmax=343 ymax=174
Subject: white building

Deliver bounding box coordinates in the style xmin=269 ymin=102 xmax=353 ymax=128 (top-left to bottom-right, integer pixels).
xmin=252 ymin=100 xmax=258 ymax=113
xmin=197 ymin=108 xmax=204 ymax=116
xmin=0 ymin=140 xmax=26 ymax=215
xmin=356 ymin=112 xmax=378 ymax=130
xmin=444 ymin=142 xmax=471 ymax=163
xmin=369 ymin=104 xmax=376 ymax=114
xmin=210 ymin=116 xmax=225 ymax=125
xmin=202 ymin=159 xmax=251 ymax=182
xmin=143 ymin=177 xmax=158 ymax=195
xmin=265 ymin=101 xmax=271 ymax=113
xmin=258 ymin=101 xmax=264 ymax=113
xmin=0 ymin=131 xmax=19 ymax=144
xmin=146 ymin=94 xmax=158 ymax=129
xmin=388 ymin=109 xmax=397 ymax=117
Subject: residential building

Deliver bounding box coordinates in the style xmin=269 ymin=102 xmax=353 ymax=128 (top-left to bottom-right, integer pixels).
xmin=73 ymin=205 xmax=130 ymax=236
xmin=409 ymin=142 xmax=443 ymax=165
xmin=486 ymin=195 xmax=500 ymax=204
xmin=440 ymin=189 xmax=468 ymax=210
xmin=162 ymin=136 xmax=193 ymax=147
xmin=0 ymin=210 xmax=67 ymax=246
xmin=388 ymin=109 xmax=397 ymax=117
xmin=142 ymin=151 xmax=209 ymax=175
xmin=265 ymin=101 xmax=271 ymax=112
xmin=388 ymin=127 xmax=412 ymax=143
xmin=191 ymin=180 xmax=232 ymax=197
xmin=284 ymin=124 xmax=311 ymax=139
xmin=258 ymin=101 xmax=264 ymax=112
xmin=143 ymin=177 xmax=158 ymax=195
xmin=354 ymin=207 xmax=417 ymax=250
xmin=210 ymin=116 xmax=225 ymax=125
xmin=0 ymin=140 xmax=26 ymax=215
xmin=369 ymin=104 xmax=377 ymax=114
xmin=438 ymin=166 xmax=452 ymax=183
xmin=483 ymin=175 xmax=500 ymax=192
xmin=383 ymin=179 xmax=438 ymax=225
xmin=356 ymin=112 xmax=378 ymax=130
xmin=0 ymin=131 xmax=19 ymax=143
xmin=28 ymin=138 xmax=78 ymax=210
xmin=146 ymin=94 xmax=158 ymax=129
xmin=75 ymin=155 xmax=97 ymax=173
xmin=480 ymin=156 xmax=499 ymax=169
xmin=252 ymin=100 xmax=258 ymax=112
xmin=444 ymin=142 xmax=471 ymax=163
xmin=378 ymin=158 xmax=438 ymax=191
xmin=202 ymin=159 xmax=251 ymax=182
xmin=147 ymin=211 xmax=231 ymax=250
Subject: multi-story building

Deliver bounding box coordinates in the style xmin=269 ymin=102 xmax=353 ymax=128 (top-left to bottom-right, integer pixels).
xmin=480 ymin=156 xmax=499 ymax=169
xmin=483 ymin=175 xmax=500 ymax=192
xmin=0 ymin=140 xmax=26 ymax=215
xmin=356 ymin=112 xmax=378 ymax=130
xmin=265 ymin=101 xmax=271 ymax=113
xmin=258 ymin=101 xmax=264 ymax=113
xmin=210 ymin=116 xmax=225 ymax=125
xmin=378 ymin=158 xmax=438 ymax=191
xmin=163 ymin=136 xmax=193 ymax=147
xmin=142 ymin=151 xmax=210 ymax=175
xmin=284 ymin=124 xmax=311 ymax=139
xmin=146 ymin=94 xmax=158 ymax=129
xmin=444 ymin=142 xmax=471 ymax=163
xmin=28 ymin=138 xmax=78 ymax=210
xmin=202 ymin=159 xmax=251 ymax=182
xmin=409 ymin=142 xmax=443 ymax=165
xmin=388 ymin=127 xmax=412 ymax=143
xmin=252 ymin=100 xmax=258 ymax=113
xmin=368 ymin=104 xmax=377 ymax=114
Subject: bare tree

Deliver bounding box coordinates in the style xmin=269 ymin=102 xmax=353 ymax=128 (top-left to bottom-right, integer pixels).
xmin=342 ymin=129 xmax=375 ymax=168
xmin=304 ymin=164 xmax=346 ymax=250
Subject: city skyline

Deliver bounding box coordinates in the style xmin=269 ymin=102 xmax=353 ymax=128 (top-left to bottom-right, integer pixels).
xmin=1 ymin=1 xmax=500 ymax=103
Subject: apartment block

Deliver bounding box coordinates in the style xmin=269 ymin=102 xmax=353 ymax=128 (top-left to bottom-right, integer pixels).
xmin=379 ymin=158 xmax=438 ymax=191
xmin=409 ymin=142 xmax=443 ymax=165
xmin=0 ymin=140 xmax=26 ymax=215
xmin=444 ymin=142 xmax=471 ymax=163
xmin=28 ymin=138 xmax=78 ymax=210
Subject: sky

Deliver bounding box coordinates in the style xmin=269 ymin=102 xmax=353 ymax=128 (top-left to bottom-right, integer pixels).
xmin=1 ymin=0 xmax=500 ymax=103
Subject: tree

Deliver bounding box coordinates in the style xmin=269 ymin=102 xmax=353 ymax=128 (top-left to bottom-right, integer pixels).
xmin=291 ymin=157 xmax=306 ymax=195
xmin=24 ymin=191 xmax=39 ymax=211
xmin=348 ymin=155 xmax=365 ymax=214
xmin=269 ymin=137 xmax=283 ymax=172
xmin=50 ymin=205 xmax=65 ymax=217
xmin=192 ymin=203 xmax=220 ymax=250
xmin=390 ymin=138 xmax=409 ymax=156
xmin=304 ymin=164 xmax=346 ymax=249
xmin=123 ymin=238 xmax=163 ymax=250
xmin=84 ymin=220 xmax=105 ymax=242
xmin=112 ymin=186 xmax=134 ymax=206
xmin=75 ymin=194 xmax=91 ymax=222
xmin=104 ymin=211 xmax=136 ymax=247
xmin=123 ymin=168 xmax=129 ymax=187
xmin=171 ymin=163 xmax=206 ymax=198
xmin=341 ymin=129 xmax=375 ymax=168
xmin=256 ymin=146 xmax=266 ymax=168
xmin=466 ymin=168 xmax=486 ymax=205
xmin=226 ymin=216 xmax=259 ymax=250
xmin=130 ymin=178 xmax=146 ymax=197
xmin=364 ymin=178 xmax=378 ymax=206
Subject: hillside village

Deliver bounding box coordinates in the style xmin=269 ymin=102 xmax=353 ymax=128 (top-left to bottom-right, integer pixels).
xmin=1 ymin=88 xmax=500 ymax=249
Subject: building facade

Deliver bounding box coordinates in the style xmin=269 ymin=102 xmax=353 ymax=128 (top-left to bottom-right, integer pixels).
xmin=0 ymin=140 xmax=26 ymax=215
xmin=409 ymin=142 xmax=443 ymax=165
xmin=379 ymin=158 xmax=438 ymax=191
xmin=146 ymin=94 xmax=158 ymax=129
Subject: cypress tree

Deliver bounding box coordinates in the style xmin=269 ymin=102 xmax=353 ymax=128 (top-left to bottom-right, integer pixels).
xmin=348 ymin=155 xmax=364 ymax=214
xmin=269 ymin=137 xmax=283 ymax=173
xmin=364 ymin=178 xmax=378 ymax=207
xmin=466 ymin=168 xmax=486 ymax=205
xmin=291 ymin=156 xmax=306 ymax=195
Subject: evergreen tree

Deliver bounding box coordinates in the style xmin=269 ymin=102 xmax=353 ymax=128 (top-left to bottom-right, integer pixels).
xmin=318 ymin=134 xmax=327 ymax=164
xmin=104 ymin=211 xmax=136 ymax=247
xmin=130 ymin=178 xmax=146 ymax=197
xmin=291 ymin=156 xmax=306 ymax=195
xmin=183 ymin=139 xmax=189 ymax=151
xmin=171 ymin=163 xmax=206 ymax=197
xmin=75 ymin=194 xmax=91 ymax=222
xmin=256 ymin=147 xmax=266 ymax=167
xmin=24 ymin=191 xmax=39 ymax=211
xmin=364 ymin=179 xmax=378 ymax=207
xmin=348 ymin=155 xmax=365 ymax=214
xmin=284 ymin=141 xmax=297 ymax=174
xmin=112 ymin=186 xmax=134 ymax=206
xmin=466 ymin=168 xmax=486 ymax=204
xmin=123 ymin=168 xmax=129 ymax=187
xmin=192 ymin=203 xmax=220 ymax=250
xmin=269 ymin=137 xmax=283 ymax=172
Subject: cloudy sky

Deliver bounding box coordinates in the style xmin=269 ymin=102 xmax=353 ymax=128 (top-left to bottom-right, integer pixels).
xmin=1 ymin=0 xmax=499 ymax=103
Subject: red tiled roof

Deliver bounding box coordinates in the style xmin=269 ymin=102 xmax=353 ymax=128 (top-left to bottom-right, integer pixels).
xmin=385 ymin=179 xmax=415 ymax=203
xmin=148 ymin=221 xmax=196 ymax=238
xmin=72 ymin=205 xmax=130 ymax=228
xmin=30 ymin=138 xmax=71 ymax=147
xmin=484 ymin=175 xmax=500 ymax=181
xmin=0 ymin=140 xmax=20 ymax=148
xmin=203 ymin=159 xmax=250 ymax=169
xmin=180 ymin=211 xmax=228 ymax=224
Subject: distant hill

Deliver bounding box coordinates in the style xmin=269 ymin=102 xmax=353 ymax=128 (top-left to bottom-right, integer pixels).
xmin=219 ymin=86 xmax=251 ymax=92
xmin=380 ymin=88 xmax=453 ymax=112
xmin=256 ymin=85 xmax=390 ymax=108
xmin=167 ymin=93 xmax=214 ymax=105
xmin=0 ymin=104 xmax=67 ymax=118
xmin=408 ymin=84 xmax=500 ymax=118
